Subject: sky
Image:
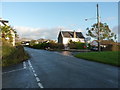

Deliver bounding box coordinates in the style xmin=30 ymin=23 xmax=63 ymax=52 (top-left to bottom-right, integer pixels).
xmin=1 ymin=2 xmax=119 ymax=41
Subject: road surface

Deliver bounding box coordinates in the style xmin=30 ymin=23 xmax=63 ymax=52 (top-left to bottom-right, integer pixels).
xmin=2 ymin=47 xmax=119 ymax=88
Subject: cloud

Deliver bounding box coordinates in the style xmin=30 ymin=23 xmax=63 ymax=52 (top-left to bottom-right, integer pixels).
xmin=14 ymin=26 xmax=83 ymax=40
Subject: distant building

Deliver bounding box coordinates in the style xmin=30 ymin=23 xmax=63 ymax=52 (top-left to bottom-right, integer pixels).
xmin=37 ymin=38 xmax=56 ymax=43
xmin=58 ymin=30 xmax=85 ymax=45
xmin=18 ymin=38 xmax=32 ymax=46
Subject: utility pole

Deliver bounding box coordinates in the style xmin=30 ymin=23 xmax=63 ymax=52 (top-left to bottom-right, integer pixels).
xmin=97 ymin=4 xmax=101 ymax=51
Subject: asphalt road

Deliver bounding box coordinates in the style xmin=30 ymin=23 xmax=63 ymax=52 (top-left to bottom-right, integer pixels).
xmin=2 ymin=47 xmax=119 ymax=88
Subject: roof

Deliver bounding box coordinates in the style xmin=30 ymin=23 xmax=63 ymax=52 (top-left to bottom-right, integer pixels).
xmin=61 ymin=31 xmax=84 ymax=38
xmin=91 ymin=40 xmax=118 ymax=45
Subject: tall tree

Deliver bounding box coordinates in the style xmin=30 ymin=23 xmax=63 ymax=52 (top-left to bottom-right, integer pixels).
xmin=0 ymin=25 xmax=18 ymax=43
xmin=86 ymin=22 xmax=116 ymax=42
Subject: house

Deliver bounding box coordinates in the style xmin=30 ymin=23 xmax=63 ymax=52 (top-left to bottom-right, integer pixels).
xmin=58 ymin=30 xmax=85 ymax=45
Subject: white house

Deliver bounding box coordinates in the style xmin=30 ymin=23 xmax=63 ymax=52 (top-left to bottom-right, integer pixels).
xmin=58 ymin=30 xmax=85 ymax=45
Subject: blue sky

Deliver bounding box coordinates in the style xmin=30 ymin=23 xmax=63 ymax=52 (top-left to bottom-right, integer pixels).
xmin=1 ymin=2 xmax=118 ymax=40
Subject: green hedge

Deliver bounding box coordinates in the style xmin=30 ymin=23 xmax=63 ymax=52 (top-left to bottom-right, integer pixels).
xmin=29 ymin=42 xmax=64 ymax=49
xmin=1 ymin=40 xmax=29 ymax=67
xmin=68 ymin=42 xmax=89 ymax=49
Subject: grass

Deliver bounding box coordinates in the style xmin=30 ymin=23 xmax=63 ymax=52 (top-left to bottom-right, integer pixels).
xmin=1 ymin=39 xmax=29 ymax=67
xmin=74 ymin=51 xmax=119 ymax=67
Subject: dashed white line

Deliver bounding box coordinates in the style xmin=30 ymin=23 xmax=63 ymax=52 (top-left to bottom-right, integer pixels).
xmin=27 ymin=60 xmax=44 ymax=88
xmin=36 ymin=77 xmax=40 ymax=82
xmin=38 ymin=82 xmax=44 ymax=88
xmin=28 ymin=60 xmax=32 ymax=66
xmin=34 ymin=73 xmax=37 ymax=77
xmin=30 ymin=65 xmax=32 ymax=67
xmin=31 ymin=67 xmax=34 ymax=70
xmin=32 ymin=70 xmax=35 ymax=73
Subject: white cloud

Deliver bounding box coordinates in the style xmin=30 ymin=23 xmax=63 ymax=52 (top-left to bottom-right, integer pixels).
xmin=14 ymin=26 xmax=84 ymax=40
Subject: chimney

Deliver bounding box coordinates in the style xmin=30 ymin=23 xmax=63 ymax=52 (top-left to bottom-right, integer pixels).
xmin=73 ymin=30 xmax=76 ymax=38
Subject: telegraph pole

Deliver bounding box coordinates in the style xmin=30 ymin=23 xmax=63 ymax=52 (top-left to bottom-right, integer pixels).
xmin=97 ymin=4 xmax=101 ymax=51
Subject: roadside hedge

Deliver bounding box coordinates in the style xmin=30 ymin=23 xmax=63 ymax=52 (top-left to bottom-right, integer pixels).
xmin=1 ymin=40 xmax=29 ymax=67
xmin=68 ymin=42 xmax=89 ymax=49
xmin=29 ymin=42 xmax=64 ymax=50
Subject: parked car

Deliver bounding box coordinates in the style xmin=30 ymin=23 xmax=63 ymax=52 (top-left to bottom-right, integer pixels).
xmin=90 ymin=47 xmax=98 ymax=51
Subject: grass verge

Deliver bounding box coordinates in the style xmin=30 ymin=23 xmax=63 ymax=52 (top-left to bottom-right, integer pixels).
xmin=74 ymin=51 xmax=119 ymax=67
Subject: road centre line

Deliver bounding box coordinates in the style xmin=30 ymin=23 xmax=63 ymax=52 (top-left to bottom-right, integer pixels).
xmin=32 ymin=70 xmax=35 ymax=73
xmin=38 ymin=83 xmax=44 ymax=88
xmin=36 ymin=77 xmax=40 ymax=82
xmin=27 ymin=60 xmax=44 ymax=88
xmin=34 ymin=73 xmax=37 ymax=77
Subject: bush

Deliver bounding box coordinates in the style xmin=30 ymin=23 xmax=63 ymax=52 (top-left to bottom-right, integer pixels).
xmin=48 ymin=42 xmax=64 ymax=49
xmin=29 ymin=42 xmax=64 ymax=50
xmin=68 ymin=42 xmax=88 ymax=49
xmin=30 ymin=42 xmax=49 ymax=49
xmin=1 ymin=40 xmax=29 ymax=67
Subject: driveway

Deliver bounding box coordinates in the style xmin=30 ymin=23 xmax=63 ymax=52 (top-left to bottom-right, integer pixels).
xmin=2 ymin=47 xmax=119 ymax=88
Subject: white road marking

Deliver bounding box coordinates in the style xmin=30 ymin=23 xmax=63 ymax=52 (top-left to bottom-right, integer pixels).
xmin=30 ymin=65 xmax=33 ymax=68
xmin=34 ymin=73 xmax=37 ymax=77
xmin=36 ymin=77 xmax=40 ymax=82
xmin=31 ymin=67 xmax=34 ymax=70
xmin=32 ymin=70 xmax=35 ymax=73
xmin=3 ymin=62 xmax=27 ymax=74
xmin=23 ymin=62 xmax=26 ymax=69
xmin=38 ymin=82 xmax=44 ymax=88
xmin=2 ymin=68 xmax=25 ymax=74
xmin=27 ymin=60 xmax=44 ymax=88
xmin=28 ymin=60 xmax=32 ymax=66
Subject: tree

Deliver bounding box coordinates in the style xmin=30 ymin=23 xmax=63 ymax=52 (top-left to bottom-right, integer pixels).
xmin=86 ymin=22 xmax=116 ymax=42
xmin=0 ymin=25 xmax=18 ymax=44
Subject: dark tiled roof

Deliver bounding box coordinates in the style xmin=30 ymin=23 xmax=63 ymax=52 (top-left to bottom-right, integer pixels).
xmin=61 ymin=31 xmax=84 ymax=38
xmin=92 ymin=40 xmax=118 ymax=45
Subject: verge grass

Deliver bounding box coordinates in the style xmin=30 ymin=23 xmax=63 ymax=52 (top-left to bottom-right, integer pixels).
xmin=74 ymin=51 xmax=119 ymax=66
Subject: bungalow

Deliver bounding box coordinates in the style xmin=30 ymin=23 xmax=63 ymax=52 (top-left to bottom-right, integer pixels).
xmin=58 ymin=30 xmax=85 ymax=45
